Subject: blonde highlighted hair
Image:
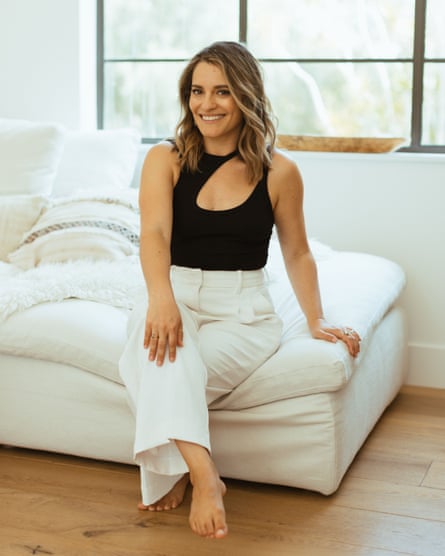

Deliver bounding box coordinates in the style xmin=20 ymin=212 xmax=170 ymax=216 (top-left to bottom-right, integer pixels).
xmin=174 ymin=41 xmax=276 ymax=184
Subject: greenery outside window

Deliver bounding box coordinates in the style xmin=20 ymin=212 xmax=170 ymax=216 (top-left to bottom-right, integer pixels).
xmin=98 ymin=0 xmax=445 ymax=153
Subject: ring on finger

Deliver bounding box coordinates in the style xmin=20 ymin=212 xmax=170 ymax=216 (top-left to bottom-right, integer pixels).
xmin=151 ymin=334 xmax=158 ymax=339
xmin=342 ymin=327 xmax=355 ymax=338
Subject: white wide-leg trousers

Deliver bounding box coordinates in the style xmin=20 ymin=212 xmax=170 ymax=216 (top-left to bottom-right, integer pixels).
xmin=119 ymin=265 xmax=282 ymax=505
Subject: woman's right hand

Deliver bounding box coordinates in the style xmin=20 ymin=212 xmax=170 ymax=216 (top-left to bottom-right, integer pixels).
xmin=144 ymin=298 xmax=184 ymax=366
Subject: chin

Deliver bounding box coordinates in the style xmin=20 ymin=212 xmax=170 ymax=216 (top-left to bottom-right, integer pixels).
xmin=199 ymin=129 xmax=224 ymax=139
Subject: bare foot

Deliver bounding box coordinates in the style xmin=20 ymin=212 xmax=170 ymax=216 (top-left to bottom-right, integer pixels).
xmin=138 ymin=473 xmax=189 ymax=511
xmin=189 ymin=465 xmax=228 ymax=539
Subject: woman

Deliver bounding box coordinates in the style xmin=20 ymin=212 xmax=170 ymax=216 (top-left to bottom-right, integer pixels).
xmin=119 ymin=41 xmax=360 ymax=540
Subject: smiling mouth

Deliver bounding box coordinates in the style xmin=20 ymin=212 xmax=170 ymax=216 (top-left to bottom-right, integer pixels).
xmin=200 ymin=115 xmax=224 ymax=121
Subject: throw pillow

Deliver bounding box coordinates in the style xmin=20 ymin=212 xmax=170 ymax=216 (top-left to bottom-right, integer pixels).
xmin=0 ymin=195 xmax=48 ymax=261
xmin=8 ymin=189 xmax=140 ymax=269
xmin=52 ymin=128 xmax=141 ymax=197
xmin=0 ymin=118 xmax=65 ymax=195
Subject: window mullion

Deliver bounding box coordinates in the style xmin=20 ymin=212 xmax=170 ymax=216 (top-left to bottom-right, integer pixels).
xmin=411 ymin=0 xmax=427 ymax=148
xmin=96 ymin=0 xmax=104 ymax=129
xmin=239 ymin=0 xmax=247 ymax=43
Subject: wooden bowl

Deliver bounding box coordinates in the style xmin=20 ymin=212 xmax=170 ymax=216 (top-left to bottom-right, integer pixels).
xmin=276 ymin=135 xmax=407 ymax=153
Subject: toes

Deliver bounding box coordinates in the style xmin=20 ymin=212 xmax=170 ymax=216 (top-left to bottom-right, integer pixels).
xmin=215 ymin=527 xmax=228 ymax=539
xmin=190 ymin=516 xmax=228 ymax=539
xmin=214 ymin=513 xmax=228 ymax=538
xmin=137 ymin=500 xmax=173 ymax=512
xmin=190 ymin=518 xmax=207 ymax=538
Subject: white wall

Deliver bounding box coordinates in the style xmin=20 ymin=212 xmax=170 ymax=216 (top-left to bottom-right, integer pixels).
xmin=0 ymin=0 xmax=96 ymax=128
xmin=1 ymin=1 xmax=444 ymax=388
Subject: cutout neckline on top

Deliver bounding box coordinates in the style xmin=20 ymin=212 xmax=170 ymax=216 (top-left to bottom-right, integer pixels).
xmin=196 ymin=150 xmax=259 ymax=213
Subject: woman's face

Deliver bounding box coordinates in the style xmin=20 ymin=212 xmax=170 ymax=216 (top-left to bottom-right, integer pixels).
xmin=189 ymin=61 xmax=243 ymax=150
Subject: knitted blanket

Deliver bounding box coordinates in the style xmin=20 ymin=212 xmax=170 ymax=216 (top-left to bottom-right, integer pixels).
xmin=0 ymin=257 xmax=144 ymax=321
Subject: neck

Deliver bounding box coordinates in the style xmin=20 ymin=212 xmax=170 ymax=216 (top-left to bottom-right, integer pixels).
xmin=203 ymin=138 xmax=239 ymax=157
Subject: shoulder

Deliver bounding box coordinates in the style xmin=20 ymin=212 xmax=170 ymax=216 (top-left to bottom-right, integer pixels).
xmin=267 ymin=148 xmax=304 ymax=203
xmin=144 ymin=140 xmax=179 ymax=166
xmin=142 ymin=141 xmax=180 ymax=183
xmin=269 ymin=148 xmax=302 ymax=182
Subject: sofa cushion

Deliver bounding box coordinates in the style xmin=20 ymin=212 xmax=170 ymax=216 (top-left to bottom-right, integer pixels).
xmin=0 ymin=299 xmax=128 ymax=384
xmin=0 ymin=195 xmax=48 ymax=261
xmin=0 ymin=118 xmax=65 ymax=195
xmin=0 ymin=241 xmax=406 ymax=406
xmin=0 ymin=257 xmax=142 ymax=382
xmin=52 ymin=128 xmax=141 ymax=197
xmin=7 ymin=190 xmax=139 ymax=269
xmin=212 ymin=239 xmax=406 ymax=409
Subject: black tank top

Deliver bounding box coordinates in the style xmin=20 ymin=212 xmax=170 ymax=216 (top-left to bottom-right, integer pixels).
xmin=171 ymin=151 xmax=274 ymax=270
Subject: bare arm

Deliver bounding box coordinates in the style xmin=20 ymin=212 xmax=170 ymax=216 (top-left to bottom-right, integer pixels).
xmin=270 ymin=151 xmax=360 ymax=357
xmin=138 ymin=142 xmax=183 ymax=365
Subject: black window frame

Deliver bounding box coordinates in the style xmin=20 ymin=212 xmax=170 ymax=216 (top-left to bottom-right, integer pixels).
xmin=97 ymin=0 xmax=445 ymax=153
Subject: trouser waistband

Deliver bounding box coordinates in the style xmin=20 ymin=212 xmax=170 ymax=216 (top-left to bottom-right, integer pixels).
xmin=170 ymin=265 xmax=265 ymax=288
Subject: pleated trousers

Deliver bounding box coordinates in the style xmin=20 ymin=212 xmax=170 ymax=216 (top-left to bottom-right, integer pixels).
xmin=119 ymin=265 xmax=282 ymax=505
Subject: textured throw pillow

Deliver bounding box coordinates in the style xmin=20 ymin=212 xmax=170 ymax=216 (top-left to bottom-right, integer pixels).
xmin=0 ymin=195 xmax=48 ymax=261
xmin=52 ymin=128 xmax=141 ymax=197
xmin=0 ymin=118 xmax=65 ymax=195
xmin=8 ymin=189 xmax=140 ymax=269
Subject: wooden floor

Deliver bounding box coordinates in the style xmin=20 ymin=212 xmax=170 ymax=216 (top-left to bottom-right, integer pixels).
xmin=1 ymin=385 xmax=444 ymax=556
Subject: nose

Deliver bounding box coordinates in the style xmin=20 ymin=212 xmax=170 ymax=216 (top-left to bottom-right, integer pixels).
xmin=201 ymin=93 xmax=216 ymax=111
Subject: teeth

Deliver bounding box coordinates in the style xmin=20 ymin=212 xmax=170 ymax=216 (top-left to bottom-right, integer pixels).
xmin=201 ymin=115 xmax=223 ymax=121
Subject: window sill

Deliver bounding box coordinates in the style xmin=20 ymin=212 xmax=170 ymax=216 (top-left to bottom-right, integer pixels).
xmin=283 ymin=149 xmax=445 ymax=165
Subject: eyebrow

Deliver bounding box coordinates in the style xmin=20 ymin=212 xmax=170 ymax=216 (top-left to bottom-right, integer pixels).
xmin=191 ymin=84 xmax=229 ymax=89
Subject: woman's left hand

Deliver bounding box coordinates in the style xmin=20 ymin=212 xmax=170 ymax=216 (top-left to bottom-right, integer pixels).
xmin=309 ymin=318 xmax=361 ymax=358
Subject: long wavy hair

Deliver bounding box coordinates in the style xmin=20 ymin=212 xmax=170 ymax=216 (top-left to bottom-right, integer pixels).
xmin=174 ymin=41 xmax=276 ymax=184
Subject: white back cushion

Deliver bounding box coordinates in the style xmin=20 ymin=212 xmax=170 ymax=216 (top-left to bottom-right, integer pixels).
xmin=0 ymin=119 xmax=65 ymax=195
xmin=52 ymin=128 xmax=141 ymax=197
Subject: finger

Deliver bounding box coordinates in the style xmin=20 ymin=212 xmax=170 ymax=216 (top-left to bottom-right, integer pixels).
xmin=148 ymin=333 xmax=159 ymax=361
xmin=168 ymin=325 xmax=184 ymax=362
xmin=346 ymin=332 xmax=361 ymax=344
xmin=177 ymin=326 xmax=184 ymax=347
xmin=168 ymin=335 xmax=177 ymax=362
xmin=353 ymin=336 xmax=361 ymax=355
xmin=345 ymin=338 xmax=360 ymax=354
xmin=144 ymin=327 xmax=152 ymax=349
xmin=350 ymin=341 xmax=360 ymax=358
xmin=156 ymin=337 xmax=167 ymax=366
xmin=342 ymin=333 xmax=361 ymax=358
xmin=324 ymin=327 xmax=359 ymax=358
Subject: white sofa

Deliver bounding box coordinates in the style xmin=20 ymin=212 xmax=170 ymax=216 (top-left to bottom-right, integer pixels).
xmin=0 ymin=119 xmax=407 ymax=495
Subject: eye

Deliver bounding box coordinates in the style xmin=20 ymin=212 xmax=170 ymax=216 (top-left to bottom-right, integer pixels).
xmin=217 ymin=89 xmax=230 ymax=96
xmin=191 ymin=88 xmax=202 ymax=95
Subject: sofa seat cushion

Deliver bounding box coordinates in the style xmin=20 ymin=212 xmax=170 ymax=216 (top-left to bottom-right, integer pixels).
xmin=216 ymin=240 xmax=405 ymax=409
xmin=0 ymin=243 xmax=406 ymax=407
xmin=0 ymin=299 xmax=128 ymax=384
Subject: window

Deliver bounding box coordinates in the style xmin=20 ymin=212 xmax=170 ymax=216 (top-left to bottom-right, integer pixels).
xmin=98 ymin=0 xmax=445 ymax=152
